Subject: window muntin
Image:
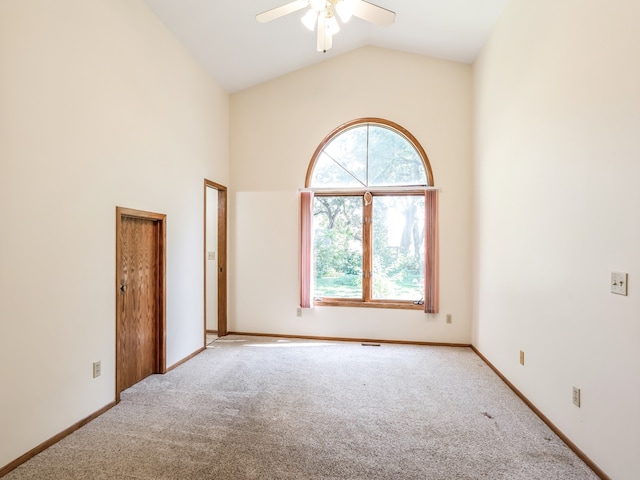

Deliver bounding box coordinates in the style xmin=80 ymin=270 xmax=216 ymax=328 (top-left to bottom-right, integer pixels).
xmin=305 ymin=118 xmax=433 ymax=308
xmin=312 ymin=152 xmax=364 ymax=188
xmin=322 ymin=127 xmax=368 ymax=186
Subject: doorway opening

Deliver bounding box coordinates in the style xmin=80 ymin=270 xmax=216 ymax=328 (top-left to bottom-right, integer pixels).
xmin=115 ymin=207 xmax=166 ymax=402
xmin=204 ymin=180 xmax=228 ymax=342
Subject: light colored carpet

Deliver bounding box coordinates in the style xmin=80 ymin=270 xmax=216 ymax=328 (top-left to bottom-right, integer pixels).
xmin=4 ymin=335 xmax=599 ymax=479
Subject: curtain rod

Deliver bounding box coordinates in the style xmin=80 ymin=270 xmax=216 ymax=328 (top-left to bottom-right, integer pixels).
xmin=300 ymin=186 xmax=441 ymax=193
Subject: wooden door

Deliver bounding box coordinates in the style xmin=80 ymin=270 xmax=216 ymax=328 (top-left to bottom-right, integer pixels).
xmin=204 ymin=180 xmax=227 ymax=337
xmin=116 ymin=207 xmax=166 ymax=401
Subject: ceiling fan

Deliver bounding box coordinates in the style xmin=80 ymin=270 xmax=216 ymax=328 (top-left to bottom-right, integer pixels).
xmin=256 ymin=0 xmax=396 ymax=53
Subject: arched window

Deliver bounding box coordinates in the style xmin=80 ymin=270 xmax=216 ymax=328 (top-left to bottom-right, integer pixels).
xmin=300 ymin=118 xmax=439 ymax=312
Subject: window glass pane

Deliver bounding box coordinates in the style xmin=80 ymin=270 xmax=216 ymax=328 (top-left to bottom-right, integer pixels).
xmin=323 ymin=126 xmax=368 ymax=185
xmin=368 ymin=126 xmax=427 ymax=187
xmin=310 ymin=152 xmax=364 ymax=188
xmin=372 ymin=196 xmax=425 ymax=301
xmin=313 ymin=196 xmax=363 ymax=299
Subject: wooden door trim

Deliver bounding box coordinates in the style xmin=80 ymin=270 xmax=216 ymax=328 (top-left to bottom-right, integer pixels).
xmin=115 ymin=206 xmax=166 ymax=402
xmin=204 ymin=180 xmax=228 ymax=338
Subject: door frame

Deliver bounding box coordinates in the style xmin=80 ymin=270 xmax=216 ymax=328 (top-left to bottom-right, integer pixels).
xmin=115 ymin=206 xmax=167 ymax=402
xmin=204 ymin=179 xmax=228 ymax=338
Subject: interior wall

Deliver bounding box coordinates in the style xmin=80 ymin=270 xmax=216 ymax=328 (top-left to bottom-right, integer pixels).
xmin=0 ymin=0 xmax=229 ymax=469
xmin=229 ymin=47 xmax=472 ymax=343
xmin=472 ymin=1 xmax=640 ymax=478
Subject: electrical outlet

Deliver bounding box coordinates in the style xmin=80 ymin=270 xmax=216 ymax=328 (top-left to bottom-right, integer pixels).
xmin=446 ymin=314 xmax=452 ymax=324
xmin=296 ymin=307 xmax=302 ymax=317
xmin=611 ymin=272 xmax=628 ymax=295
xmin=92 ymin=361 xmax=101 ymax=378
xmin=572 ymin=387 xmax=581 ymax=407
xmin=519 ymin=350 xmax=525 ymax=366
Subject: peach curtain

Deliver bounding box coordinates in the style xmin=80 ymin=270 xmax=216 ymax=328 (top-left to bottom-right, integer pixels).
xmin=300 ymin=191 xmax=314 ymax=308
xmin=424 ymin=190 xmax=439 ymax=314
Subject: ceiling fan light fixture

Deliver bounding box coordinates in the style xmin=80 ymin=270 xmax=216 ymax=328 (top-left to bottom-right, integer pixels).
xmin=301 ymin=9 xmax=318 ymax=30
xmin=309 ymin=0 xmax=326 ymax=12
xmin=326 ymin=16 xmax=340 ymax=35
xmin=257 ymin=0 xmax=395 ymax=53
xmin=335 ymin=0 xmax=355 ymax=23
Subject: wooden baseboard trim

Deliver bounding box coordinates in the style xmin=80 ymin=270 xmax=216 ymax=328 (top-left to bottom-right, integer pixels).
xmin=0 ymin=401 xmax=116 ymax=478
xmin=165 ymin=346 xmax=205 ymax=373
xmin=227 ymin=331 xmax=471 ymax=348
xmin=470 ymin=346 xmax=610 ymax=480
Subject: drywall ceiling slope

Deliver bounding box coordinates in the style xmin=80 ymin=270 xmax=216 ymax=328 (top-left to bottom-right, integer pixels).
xmin=145 ymin=0 xmax=507 ymax=93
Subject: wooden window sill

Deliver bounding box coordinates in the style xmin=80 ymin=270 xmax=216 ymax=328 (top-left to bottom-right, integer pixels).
xmin=313 ymin=300 xmax=423 ymax=310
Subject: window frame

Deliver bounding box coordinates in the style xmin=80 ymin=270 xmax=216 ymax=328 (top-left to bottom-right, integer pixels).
xmin=312 ymin=189 xmax=427 ymax=310
xmin=304 ymin=118 xmax=435 ymax=310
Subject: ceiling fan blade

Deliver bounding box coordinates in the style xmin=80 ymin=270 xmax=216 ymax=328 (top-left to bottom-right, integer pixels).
xmin=351 ymin=0 xmax=396 ymax=27
xmin=256 ymin=0 xmax=309 ymax=23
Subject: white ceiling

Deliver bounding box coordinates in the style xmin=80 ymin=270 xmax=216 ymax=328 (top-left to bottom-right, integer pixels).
xmin=144 ymin=0 xmax=508 ymax=93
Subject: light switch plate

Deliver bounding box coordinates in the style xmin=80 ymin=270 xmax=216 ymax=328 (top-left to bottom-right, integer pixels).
xmin=208 ymin=251 xmax=216 ymax=261
xmin=572 ymin=387 xmax=581 ymax=407
xmin=611 ymin=272 xmax=628 ymax=296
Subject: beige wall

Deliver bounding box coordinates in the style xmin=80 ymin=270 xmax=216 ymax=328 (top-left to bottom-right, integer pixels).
xmin=0 ymin=0 xmax=229 ymax=468
xmin=473 ymin=0 xmax=640 ymax=478
xmin=230 ymin=47 xmax=473 ymax=343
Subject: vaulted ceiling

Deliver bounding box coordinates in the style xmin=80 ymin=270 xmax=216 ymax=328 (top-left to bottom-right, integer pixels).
xmin=144 ymin=0 xmax=508 ymax=93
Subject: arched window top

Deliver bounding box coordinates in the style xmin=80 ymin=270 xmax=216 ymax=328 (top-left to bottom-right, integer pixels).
xmin=305 ymin=118 xmax=434 ymax=189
